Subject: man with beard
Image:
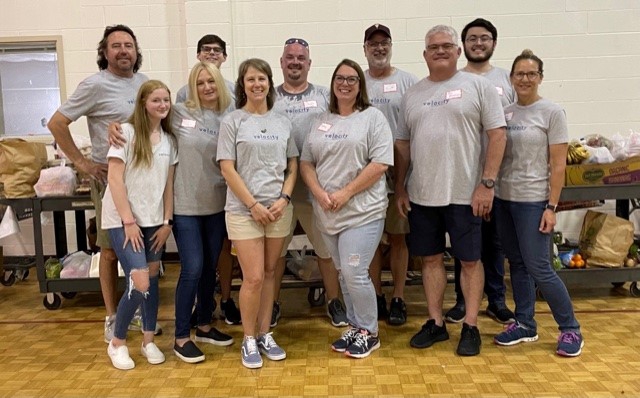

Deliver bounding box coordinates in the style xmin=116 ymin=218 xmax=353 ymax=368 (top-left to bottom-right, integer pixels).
xmin=444 ymin=18 xmax=516 ymax=326
xmin=176 ymin=34 xmax=235 ymax=103
xmin=271 ymin=38 xmax=348 ymax=328
xmin=48 ymin=25 xmax=149 ymax=343
xmin=395 ymin=25 xmax=506 ymax=356
xmin=362 ymin=24 xmax=418 ymax=326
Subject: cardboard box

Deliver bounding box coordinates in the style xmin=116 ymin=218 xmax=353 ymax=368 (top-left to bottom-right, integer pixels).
xmin=565 ymin=156 xmax=640 ymax=186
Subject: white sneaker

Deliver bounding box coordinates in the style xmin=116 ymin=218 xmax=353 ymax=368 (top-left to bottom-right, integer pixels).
xmin=104 ymin=315 xmax=116 ymax=344
xmin=141 ymin=342 xmax=165 ymax=365
xmin=108 ymin=341 xmax=134 ymax=370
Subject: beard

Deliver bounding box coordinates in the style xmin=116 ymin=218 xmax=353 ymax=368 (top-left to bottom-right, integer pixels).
xmin=464 ymin=46 xmax=494 ymax=63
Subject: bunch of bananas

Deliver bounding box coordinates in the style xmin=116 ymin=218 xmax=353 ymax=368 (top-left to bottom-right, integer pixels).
xmin=567 ymin=142 xmax=590 ymax=165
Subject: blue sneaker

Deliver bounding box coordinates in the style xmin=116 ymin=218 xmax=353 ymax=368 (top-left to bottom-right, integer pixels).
xmin=494 ymin=322 xmax=539 ymax=346
xmin=257 ymin=332 xmax=286 ymax=361
xmin=556 ymin=331 xmax=584 ymax=357
xmin=241 ymin=336 xmax=263 ymax=369
xmin=331 ymin=327 xmax=359 ymax=353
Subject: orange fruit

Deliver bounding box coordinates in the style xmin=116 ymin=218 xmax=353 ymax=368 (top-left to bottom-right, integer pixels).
xmin=576 ymin=260 xmax=585 ymax=268
xmin=574 ymin=254 xmax=582 ymax=261
xmin=569 ymin=260 xmax=576 ymax=268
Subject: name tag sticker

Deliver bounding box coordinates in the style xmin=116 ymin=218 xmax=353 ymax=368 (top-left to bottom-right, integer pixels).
xmin=496 ymin=86 xmax=504 ymax=96
xmin=505 ymin=112 xmax=513 ymax=121
xmin=383 ymin=83 xmax=397 ymax=93
xmin=446 ymin=89 xmax=462 ymax=100
xmin=318 ymin=123 xmax=332 ymax=132
xmin=304 ymin=100 xmax=318 ymax=108
xmin=181 ymin=119 xmax=196 ymax=128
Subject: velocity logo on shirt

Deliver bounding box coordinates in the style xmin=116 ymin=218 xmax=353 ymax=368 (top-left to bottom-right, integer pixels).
xmin=506 ymin=125 xmax=527 ymax=131
xmin=253 ymin=129 xmax=279 ymax=140
xmin=199 ymin=127 xmax=219 ymax=136
xmin=423 ymin=99 xmax=449 ymax=107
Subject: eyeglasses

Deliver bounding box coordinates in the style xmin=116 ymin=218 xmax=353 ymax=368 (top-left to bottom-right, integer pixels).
xmin=513 ymin=71 xmax=541 ymax=80
xmin=465 ymin=35 xmax=494 ymax=44
xmin=366 ymin=40 xmax=392 ymax=49
xmin=426 ymin=43 xmax=458 ymax=52
xmin=334 ymin=75 xmax=360 ymax=86
xmin=285 ymin=38 xmax=309 ymax=48
xmin=200 ymin=45 xmax=224 ymax=55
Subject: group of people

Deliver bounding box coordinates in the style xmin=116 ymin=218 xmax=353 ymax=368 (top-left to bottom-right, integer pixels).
xmin=47 ymin=17 xmax=584 ymax=371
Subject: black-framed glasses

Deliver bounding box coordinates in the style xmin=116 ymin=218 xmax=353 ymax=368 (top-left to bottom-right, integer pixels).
xmin=200 ymin=45 xmax=224 ymax=54
xmin=285 ymin=38 xmax=309 ymax=47
xmin=426 ymin=43 xmax=458 ymax=52
xmin=366 ymin=39 xmax=392 ymax=49
xmin=465 ymin=35 xmax=494 ymax=44
xmin=513 ymin=71 xmax=541 ymax=80
xmin=334 ymin=75 xmax=360 ymax=86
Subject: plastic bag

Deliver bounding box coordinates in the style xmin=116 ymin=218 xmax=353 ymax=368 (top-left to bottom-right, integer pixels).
xmin=34 ymin=160 xmax=77 ymax=197
xmin=286 ymin=246 xmax=322 ymax=281
xmin=583 ymin=134 xmax=613 ymax=151
xmin=0 ymin=138 xmax=48 ymax=198
xmin=583 ymin=145 xmax=615 ymax=164
xmin=45 ymin=257 xmax=62 ymax=279
xmin=610 ymin=133 xmax=628 ymax=161
xmin=626 ymin=130 xmax=640 ymax=158
xmin=60 ymin=251 xmax=92 ymax=278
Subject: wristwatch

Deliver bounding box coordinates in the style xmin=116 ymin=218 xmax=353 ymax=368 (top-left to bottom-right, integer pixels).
xmin=280 ymin=192 xmax=291 ymax=203
xmin=545 ymin=203 xmax=557 ymax=213
xmin=163 ymin=219 xmax=174 ymax=227
xmin=480 ymin=178 xmax=495 ymax=189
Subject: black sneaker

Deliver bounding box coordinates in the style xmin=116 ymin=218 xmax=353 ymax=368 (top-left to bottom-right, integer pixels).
xmin=326 ymin=298 xmax=348 ymax=327
xmin=486 ymin=303 xmax=516 ymax=324
xmin=270 ymin=301 xmax=281 ymax=328
xmin=388 ymin=297 xmax=407 ymax=326
xmin=376 ymin=294 xmax=389 ymax=320
xmin=410 ymin=319 xmax=449 ymax=348
xmin=173 ymin=340 xmax=205 ymax=363
xmin=345 ymin=329 xmax=381 ymax=359
xmin=221 ymin=298 xmax=242 ymax=325
xmin=444 ymin=303 xmax=466 ymax=323
xmin=331 ymin=327 xmax=359 ymax=352
xmin=457 ymin=323 xmax=481 ymax=356
xmin=194 ymin=327 xmax=234 ymax=346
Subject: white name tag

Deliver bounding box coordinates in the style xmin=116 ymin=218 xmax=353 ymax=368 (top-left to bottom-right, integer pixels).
xmin=496 ymin=86 xmax=504 ymax=96
xmin=446 ymin=89 xmax=462 ymax=100
xmin=181 ymin=119 xmax=196 ymax=128
xmin=505 ymin=112 xmax=513 ymax=121
xmin=383 ymin=83 xmax=397 ymax=93
xmin=304 ymin=100 xmax=318 ymax=108
xmin=318 ymin=123 xmax=332 ymax=132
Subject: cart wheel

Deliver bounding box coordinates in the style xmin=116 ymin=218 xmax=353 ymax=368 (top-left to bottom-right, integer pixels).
xmin=630 ymin=282 xmax=640 ymax=297
xmin=611 ymin=282 xmax=625 ymax=288
xmin=43 ymin=293 xmax=62 ymax=310
xmin=308 ymin=287 xmax=326 ymax=307
xmin=61 ymin=292 xmax=77 ymax=299
xmin=1 ymin=271 xmax=16 ymax=286
xmin=22 ymin=269 xmax=29 ymax=280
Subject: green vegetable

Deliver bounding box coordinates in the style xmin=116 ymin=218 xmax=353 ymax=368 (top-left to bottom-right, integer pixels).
xmin=45 ymin=258 xmax=62 ymax=279
xmin=552 ymin=256 xmax=563 ymax=271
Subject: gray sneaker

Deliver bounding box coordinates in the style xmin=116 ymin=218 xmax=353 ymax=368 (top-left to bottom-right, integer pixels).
xmin=104 ymin=314 xmax=116 ymax=343
xmin=241 ymin=336 xmax=263 ymax=369
xmin=326 ymin=299 xmax=348 ymax=327
xmin=257 ymin=332 xmax=286 ymax=361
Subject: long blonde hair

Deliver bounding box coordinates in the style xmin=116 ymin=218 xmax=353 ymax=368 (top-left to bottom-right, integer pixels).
xmin=127 ymin=80 xmax=174 ymax=168
xmin=185 ymin=61 xmax=232 ymax=113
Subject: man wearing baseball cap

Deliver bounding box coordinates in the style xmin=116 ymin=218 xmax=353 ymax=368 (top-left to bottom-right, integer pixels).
xmin=363 ymin=23 xmax=419 ymax=327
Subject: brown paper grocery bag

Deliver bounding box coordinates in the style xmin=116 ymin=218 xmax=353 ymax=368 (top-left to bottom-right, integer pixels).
xmin=578 ymin=210 xmax=634 ymax=268
xmin=0 ymin=138 xmax=48 ymax=198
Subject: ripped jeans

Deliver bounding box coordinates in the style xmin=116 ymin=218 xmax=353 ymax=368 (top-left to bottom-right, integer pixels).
xmin=108 ymin=226 xmax=163 ymax=340
xmin=321 ymin=219 xmax=384 ymax=334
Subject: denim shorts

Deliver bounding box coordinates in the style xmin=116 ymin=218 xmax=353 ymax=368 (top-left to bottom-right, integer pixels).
xmin=407 ymin=203 xmax=482 ymax=261
xmin=108 ymin=225 xmax=164 ymax=271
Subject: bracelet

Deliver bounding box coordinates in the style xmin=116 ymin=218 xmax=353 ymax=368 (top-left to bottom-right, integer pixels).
xmin=248 ymin=201 xmax=258 ymax=209
xmin=122 ymin=219 xmax=136 ymax=226
xmin=280 ymin=192 xmax=291 ymax=203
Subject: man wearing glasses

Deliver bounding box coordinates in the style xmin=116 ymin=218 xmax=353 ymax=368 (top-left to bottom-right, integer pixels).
xmin=271 ymin=37 xmax=348 ymax=329
xmin=361 ymin=24 xmax=418 ymax=327
xmin=395 ymin=25 xmax=506 ymax=357
xmin=176 ymin=34 xmax=235 ymax=103
xmin=445 ymin=18 xmax=516 ymax=326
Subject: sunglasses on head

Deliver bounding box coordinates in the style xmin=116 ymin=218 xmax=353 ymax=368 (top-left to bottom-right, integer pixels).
xmin=284 ymin=38 xmax=309 ymax=47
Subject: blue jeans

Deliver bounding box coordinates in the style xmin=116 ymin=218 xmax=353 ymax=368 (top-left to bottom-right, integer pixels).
xmin=109 ymin=226 xmax=163 ymax=340
xmin=321 ymin=219 xmax=384 ymax=334
xmin=494 ymin=198 xmax=580 ymax=332
xmin=173 ymin=212 xmax=226 ymax=339
xmin=453 ymin=213 xmax=507 ymax=307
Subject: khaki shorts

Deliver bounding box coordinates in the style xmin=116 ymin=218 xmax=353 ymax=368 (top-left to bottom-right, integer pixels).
xmin=385 ymin=194 xmax=410 ymax=235
xmin=280 ymin=200 xmax=331 ymax=259
xmin=226 ymin=204 xmax=293 ymax=241
xmin=90 ymin=178 xmax=112 ymax=249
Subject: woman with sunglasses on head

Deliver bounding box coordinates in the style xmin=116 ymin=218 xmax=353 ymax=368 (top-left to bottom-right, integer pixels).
xmin=217 ymin=58 xmax=298 ymax=369
xmin=300 ymin=59 xmax=394 ymax=359
xmin=492 ymin=49 xmax=583 ymax=357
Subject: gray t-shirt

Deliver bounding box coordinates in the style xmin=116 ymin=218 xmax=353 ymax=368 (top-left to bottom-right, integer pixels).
xmin=176 ymin=79 xmax=236 ymax=104
xmin=273 ymin=83 xmax=330 ymax=202
xmin=497 ymin=98 xmax=569 ymax=202
xmin=172 ymin=103 xmax=230 ymax=216
xmin=57 ymin=70 xmax=149 ymax=164
xmin=396 ymin=71 xmax=506 ymax=206
xmin=481 ymin=67 xmax=516 ymax=107
xmin=101 ymin=123 xmax=178 ymax=229
xmin=217 ymin=109 xmax=298 ymax=216
xmin=300 ymin=107 xmax=394 ymax=235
